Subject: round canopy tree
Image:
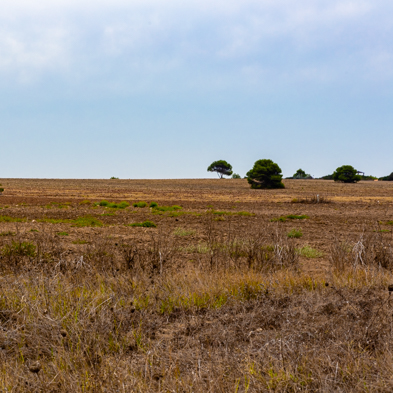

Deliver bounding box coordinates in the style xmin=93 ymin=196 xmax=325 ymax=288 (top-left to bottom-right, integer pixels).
xmin=246 ymin=159 xmax=285 ymax=189
xmin=332 ymin=165 xmax=361 ymax=183
xmin=207 ymin=160 xmax=233 ymax=178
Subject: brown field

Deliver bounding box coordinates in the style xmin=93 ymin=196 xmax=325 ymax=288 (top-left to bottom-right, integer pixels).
xmin=0 ymin=178 xmax=393 ymax=392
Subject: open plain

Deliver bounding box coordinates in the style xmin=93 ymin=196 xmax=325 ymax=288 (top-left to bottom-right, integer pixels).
xmin=0 ymin=178 xmax=393 ymax=392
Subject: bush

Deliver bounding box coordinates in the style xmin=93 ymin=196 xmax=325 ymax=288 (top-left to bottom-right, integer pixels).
xmin=2 ymin=241 xmax=36 ymax=257
xmin=292 ymin=169 xmax=312 ymax=179
xmin=332 ymin=165 xmax=361 ymax=183
xmin=380 ymin=172 xmax=393 ymax=181
xmin=207 ymin=160 xmax=233 ymax=178
xmin=72 ymin=216 xmax=103 ymax=227
xmin=232 ymin=173 xmax=241 ymax=179
xmin=97 ymin=200 xmax=129 ymax=209
xmin=246 ymin=159 xmax=285 ymax=189
xmin=149 ymin=201 xmax=158 ymax=208
xmin=110 ymin=176 xmax=119 ymax=179
xmin=129 ymin=220 xmax=157 ymax=228
xmin=0 ymin=184 xmax=3 ymax=193
xmin=133 ymin=201 xmax=148 ymax=208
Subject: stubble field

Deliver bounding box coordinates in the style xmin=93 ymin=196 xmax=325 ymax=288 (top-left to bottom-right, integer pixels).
xmin=0 ymin=178 xmax=393 ymax=392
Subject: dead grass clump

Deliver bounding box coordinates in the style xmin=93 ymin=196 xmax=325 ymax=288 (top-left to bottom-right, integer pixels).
xmin=292 ymin=194 xmax=331 ymax=204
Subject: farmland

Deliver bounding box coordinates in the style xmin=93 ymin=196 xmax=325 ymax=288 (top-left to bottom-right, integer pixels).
xmin=0 ymin=178 xmax=393 ymax=392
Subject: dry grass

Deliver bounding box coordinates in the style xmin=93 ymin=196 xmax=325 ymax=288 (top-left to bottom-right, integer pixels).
xmin=0 ymin=220 xmax=391 ymax=392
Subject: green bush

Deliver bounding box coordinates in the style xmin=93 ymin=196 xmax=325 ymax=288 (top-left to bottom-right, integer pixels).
xmin=0 ymin=184 xmax=3 ymax=193
xmin=297 ymin=246 xmax=323 ymax=258
xmin=0 ymin=216 xmax=25 ymax=223
xmin=292 ymin=169 xmax=312 ymax=179
xmin=129 ymin=220 xmax=157 ymax=228
xmin=246 ymin=159 xmax=285 ymax=189
xmin=152 ymin=205 xmax=182 ymax=212
xmin=110 ymin=176 xmax=119 ymax=179
xmin=149 ymin=201 xmax=158 ymax=208
xmin=57 ymin=232 xmax=69 ymax=236
xmin=287 ymin=228 xmax=303 ymax=238
xmin=232 ymin=173 xmax=241 ymax=179
xmin=97 ymin=200 xmax=129 ymax=209
xmin=133 ymin=201 xmax=148 ymax=208
xmin=332 ymin=165 xmax=361 ymax=183
xmin=207 ymin=160 xmax=233 ymax=178
xmin=379 ymin=172 xmax=393 ymax=181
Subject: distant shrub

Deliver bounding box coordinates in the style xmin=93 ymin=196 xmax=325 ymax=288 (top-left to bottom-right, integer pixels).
xmin=292 ymin=169 xmax=312 ymax=179
xmin=232 ymin=173 xmax=241 ymax=179
xmin=271 ymin=215 xmax=308 ymax=222
xmin=72 ymin=239 xmax=88 ymax=244
xmin=321 ymin=174 xmax=334 ymax=180
xmin=79 ymin=200 xmax=91 ymax=205
xmin=149 ymin=201 xmax=158 ymax=208
xmin=153 ymin=205 xmax=182 ymax=212
xmin=99 ymin=200 xmax=110 ymax=207
xmin=332 ymin=165 xmax=361 ymax=183
xmin=380 ymin=172 xmax=393 ymax=181
xmin=129 ymin=220 xmax=157 ymax=228
xmin=287 ymin=228 xmax=303 ymax=238
xmin=110 ymin=176 xmax=119 ymax=179
xmin=133 ymin=201 xmax=148 ymax=208
xmin=57 ymin=232 xmax=69 ymax=236
xmin=0 ymin=184 xmax=3 ymax=193
xmin=246 ymin=159 xmax=285 ymax=189
xmin=97 ymin=200 xmax=129 ymax=209
xmin=116 ymin=201 xmax=130 ymax=209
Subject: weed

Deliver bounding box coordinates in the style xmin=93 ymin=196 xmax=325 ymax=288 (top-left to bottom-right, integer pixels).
xmin=297 ymin=245 xmax=323 ymax=258
xmin=271 ymin=214 xmax=308 ymax=222
xmin=57 ymin=232 xmax=69 ymax=236
xmin=128 ymin=220 xmax=157 ymax=228
xmin=38 ymin=218 xmax=71 ymax=224
xmin=2 ymin=241 xmax=36 ymax=257
xmin=97 ymin=200 xmax=130 ymax=209
xmin=0 ymin=231 xmax=15 ymax=236
xmin=30 ymin=229 xmax=39 ymax=232
xmin=173 ymin=228 xmax=196 ymax=236
xmin=79 ymin=200 xmax=91 ymax=205
xmin=149 ymin=201 xmax=158 ymax=208
xmin=153 ymin=205 xmax=182 ymax=212
xmin=287 ymin=229 xmax=303 ymax=238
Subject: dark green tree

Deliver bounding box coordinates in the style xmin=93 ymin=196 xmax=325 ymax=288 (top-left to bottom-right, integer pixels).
xmin=246 ymin=159 xmax=285 ymax=189
xmin=332 ymin=165 xmax=361 ymax=183
xmin=232 ymin=173 xmax=241 ymax=179
xmin=207 ymin=160 xmax=233 ymax=178
xmin=380 ymin=172 xmax=393 ymax=181
xmin=293 ymin=169 xmax=312 ymax=179
xmin=0 ymin=184 xmax=3 ymax=193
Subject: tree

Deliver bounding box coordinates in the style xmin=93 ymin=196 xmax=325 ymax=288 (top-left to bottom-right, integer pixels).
xmin=207 ymin=160 xmax=233 ymax=178
xmin=232 ymin=173 xmax=241 ymax=179
xmin=380 ymin=172 xmax=393 ymax=181
xmin=293 ymin=169 xmax=312 ymax=179
xmin=332 ymin=165 xmax=361 ymax=183
xmin=246 ymin=159 xmax=285 ymax=189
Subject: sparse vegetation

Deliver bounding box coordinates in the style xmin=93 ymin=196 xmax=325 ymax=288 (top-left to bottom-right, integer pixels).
xmin=297 ymin=245 xmax=324 ymax=258
xmin=271 ymin=214 xmax=309 ymax=222
xmin=231 ymin=173 xmax=241 ymax=179
xmin=0 ymin=184 xmax=4 ymax=193
xmin=57 ymin=231 xmax=69 ymax=236
xmin=380 ymin=172 xmax=393 ymax=181
xmin=97 ymin=200 xmax=130 ymax=209
xmin=287 ymin=228 xmax=303 ymax=238
xmin=173 ymin=227 xmax=196 ymax=236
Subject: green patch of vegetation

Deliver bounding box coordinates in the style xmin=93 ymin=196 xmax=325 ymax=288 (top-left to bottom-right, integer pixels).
xmin=101 ymin=213 xmax=115 ymax=216
xmin=153 ymin=205 xmax=182 ymax=212
xmin=72 ymin=239 xmax=88 ymax=245
xmin=128 ymin=220 xmax=157 ymax=228
xmin=271 ymin=214 xmax=309 ymax=222
xmin=30 ymin=229 xmax=39 ymax=232
xmin=149 ymin=201 xmax=158 ymax=208
xmin=209 ymin=209 xmax=255 ymax=217
xmin=173 ymin=228 xmax=196 ymax=237
xmin=57 ymin=232 xmax=69 ymax=236
xmin=380 ymin=221 xmax=393 ymax=225
xmin=2 ymin=241 xmax=36 ymax=257
xmin=180 ymin=243 xmax=210 ymax=253
xmin=72 ymin=216 xmax=104 ymax=228
xmin=0 ymin=215 xmax=26 ymax=223
xmin=110 ymin=176 xmax=119 ymax=179
xmin=297 ymin=246 xmax=323 ymax=258
xmin=287 ymin=229 xmax=303 ymax=238
xmin=79 ymin=200 xmax=91 ymax=205
xmin=37 ymin=218 xmax=71 ymax=224
xmin=133 ymin=201 xmax=148 ymax=208
xmin=376 ymin=229 xmax=391 ymax=233
xmin=96 ymin=200 xmax=130 ymax=209
xmin=0 ymin=231 xmax=15 ymax=236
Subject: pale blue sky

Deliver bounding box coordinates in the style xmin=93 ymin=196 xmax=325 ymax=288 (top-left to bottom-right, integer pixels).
xmin=1 ymin=0 xmax=392 ymax=179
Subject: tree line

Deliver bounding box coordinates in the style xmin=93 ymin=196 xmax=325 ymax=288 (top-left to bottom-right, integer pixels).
xmin=207 ymin=160 xmax=393 ymax=189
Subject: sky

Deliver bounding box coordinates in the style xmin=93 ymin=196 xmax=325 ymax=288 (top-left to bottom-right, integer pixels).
xmin=1 ymin=0 xmax=392 ymax=179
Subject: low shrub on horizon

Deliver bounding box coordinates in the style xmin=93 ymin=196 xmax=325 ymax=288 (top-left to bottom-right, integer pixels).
xmin=133 ymin=201 xmax=148 ymax=208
